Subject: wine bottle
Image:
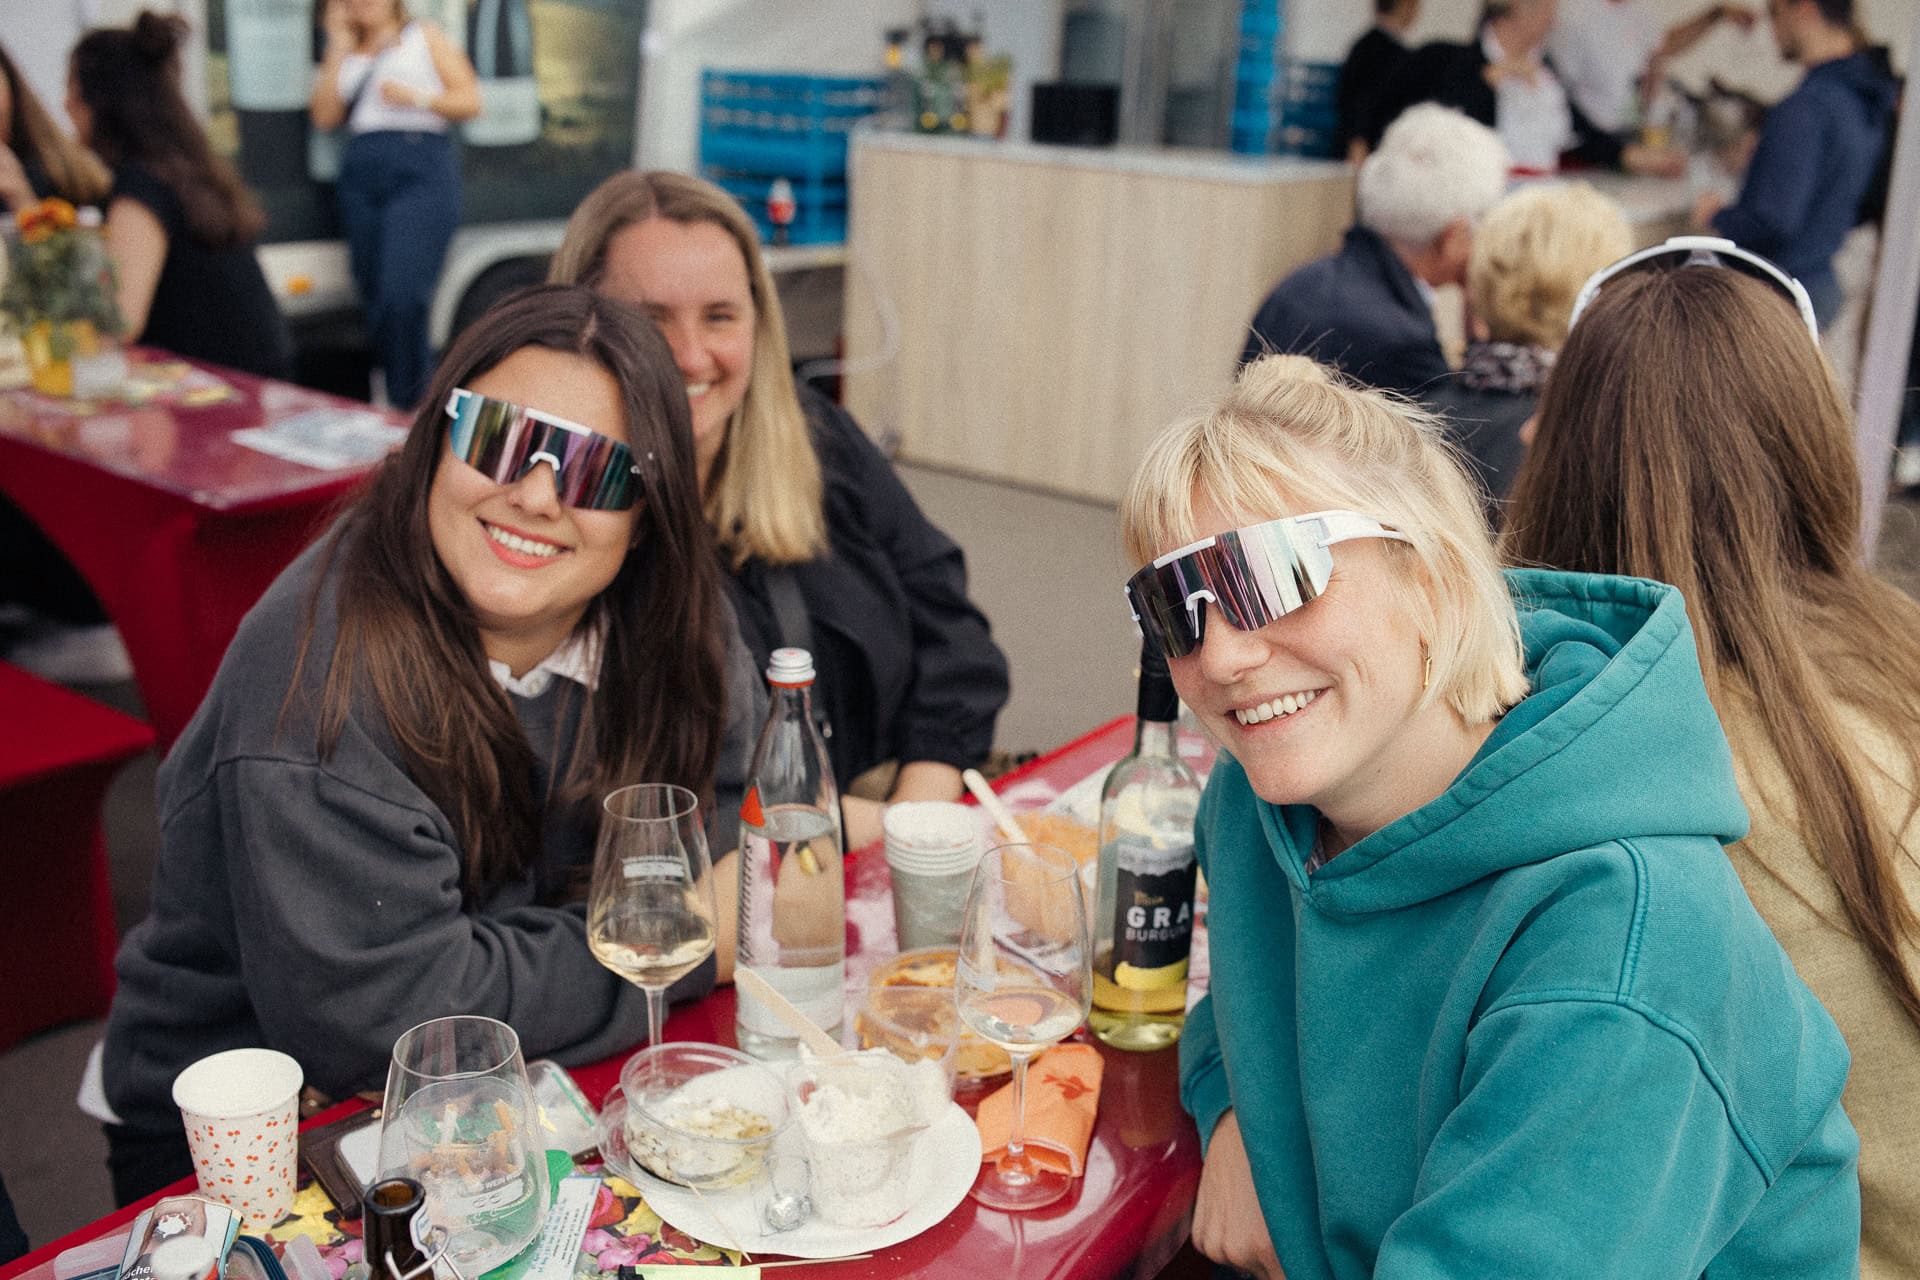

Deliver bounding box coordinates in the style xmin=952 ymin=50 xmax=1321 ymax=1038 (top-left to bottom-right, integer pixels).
xmin=1089 ymin=641 xmax=1201 ymax=1051
xmin=735 ymin=648 xmax=846 ymax=1058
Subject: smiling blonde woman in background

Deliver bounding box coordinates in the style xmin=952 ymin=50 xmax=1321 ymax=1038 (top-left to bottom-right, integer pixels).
xmin=551 ymin=171 xmax=1008 ymax=850
xmin=1122 ymin=353 xmax=1858 ymax=1278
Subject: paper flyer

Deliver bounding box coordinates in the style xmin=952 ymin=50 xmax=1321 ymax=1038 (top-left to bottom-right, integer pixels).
xmin=231 ymin=409 xmax=406 ymax=470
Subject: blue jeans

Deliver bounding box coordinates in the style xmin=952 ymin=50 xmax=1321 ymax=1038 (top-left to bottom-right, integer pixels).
xmin=338 ymin=130 xmax=460 ymax=409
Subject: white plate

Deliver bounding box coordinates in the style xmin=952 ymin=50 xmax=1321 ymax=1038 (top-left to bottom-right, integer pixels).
xmin=596 ymin=1089 xmax=980 ymax=1259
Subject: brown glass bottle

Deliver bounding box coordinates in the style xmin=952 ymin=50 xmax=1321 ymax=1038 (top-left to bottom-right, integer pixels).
xmin=361 ymin=1178 xmax=430 ymax=1280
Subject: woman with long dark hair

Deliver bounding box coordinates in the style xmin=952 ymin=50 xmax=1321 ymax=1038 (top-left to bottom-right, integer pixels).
xmin=1503 ymin=251 xmax=1920 ymax=1277
xmin=98 ymin=284 xmax=761 ymax=1205
xmin=67 ymin=11 xmax=291 ymax=378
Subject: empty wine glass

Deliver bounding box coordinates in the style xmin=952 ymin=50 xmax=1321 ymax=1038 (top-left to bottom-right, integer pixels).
xmin=586 ymin=783 xmax=719 ymax=1050
xmin=376 ymin=1015 xmax=549 ymax=1276
xmin=954 ymin=841 xmax=1092 ymax=1211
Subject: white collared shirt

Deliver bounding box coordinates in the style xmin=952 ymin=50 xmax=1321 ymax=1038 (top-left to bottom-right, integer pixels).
xmin=1483 ymin=28 xmax=1575 ymax=173
xmin=487 ymin=627 xmax=603 ymax=697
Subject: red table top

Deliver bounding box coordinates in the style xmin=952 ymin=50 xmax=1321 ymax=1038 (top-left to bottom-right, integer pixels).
xmin=0 ymin=351 xmax=390 ymax=514
xmin=0 ymin=715 xmax=1201 ymax=1280
xmin=0 ymin=663 xmax=153 ymax=786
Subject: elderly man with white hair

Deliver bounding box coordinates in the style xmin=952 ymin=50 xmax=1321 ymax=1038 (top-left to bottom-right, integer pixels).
xmin=1239 ymin=105 xmax=1509 ymax=399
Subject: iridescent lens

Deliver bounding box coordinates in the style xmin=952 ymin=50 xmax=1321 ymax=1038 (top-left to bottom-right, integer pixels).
xmin=444 ymin=389 xmax=640 ymax=511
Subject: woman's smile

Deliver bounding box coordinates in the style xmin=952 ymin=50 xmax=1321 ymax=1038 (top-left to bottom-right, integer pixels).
xmin=1231 ymin=687 xmax=1325 ymax=727
xmin=482 ymin=517 xmax=570 ymax=565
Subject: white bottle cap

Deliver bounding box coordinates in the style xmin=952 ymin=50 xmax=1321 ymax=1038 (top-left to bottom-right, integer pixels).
xmin=768 ymin=647 xmax=815 ymax=686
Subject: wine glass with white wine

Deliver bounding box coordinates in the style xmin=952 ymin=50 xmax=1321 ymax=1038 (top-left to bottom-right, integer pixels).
xmin=954 ymin=841 xmax=1093 ymax=1211
xmin=587 ymin=784 xmax=718 ymax=1050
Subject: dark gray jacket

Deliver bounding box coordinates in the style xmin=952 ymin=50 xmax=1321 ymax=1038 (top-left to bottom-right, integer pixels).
xmin=1240 ymin=226 xmax=1449 ymax=399
xmin=103 ymin=537 xmax=761 ymax=1133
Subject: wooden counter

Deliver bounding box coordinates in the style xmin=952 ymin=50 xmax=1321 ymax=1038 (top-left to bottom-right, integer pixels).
xmin=842 ymin=133 xmax=1355 ymax=504
xmin=841 ymin=133 xmax=1696 ymax=504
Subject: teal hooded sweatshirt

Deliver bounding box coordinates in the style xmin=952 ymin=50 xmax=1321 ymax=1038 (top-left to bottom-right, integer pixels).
xmin=1180 ymin=570 xmax=1859 ymax=1277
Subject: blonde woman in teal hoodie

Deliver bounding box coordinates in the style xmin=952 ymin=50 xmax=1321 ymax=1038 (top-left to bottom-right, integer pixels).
xmin=1119 ymin=354 xmax=1859 ymax=1278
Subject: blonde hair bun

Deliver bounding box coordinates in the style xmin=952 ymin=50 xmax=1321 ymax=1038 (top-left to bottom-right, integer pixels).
xmin=1237 ymin=353 xmax=1335 ymax=389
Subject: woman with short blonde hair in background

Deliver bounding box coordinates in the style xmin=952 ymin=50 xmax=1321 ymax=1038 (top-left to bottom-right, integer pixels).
xmin=1127 ymin=352 xmax=1858 ymax=1278
xmin=551 ymin=171 xmax=1008 ymax=850
xmin=1428 ymin=180 xmax=1631 ymax=518
xmin=1504 ymin=252 xmax=1920 ymax=1278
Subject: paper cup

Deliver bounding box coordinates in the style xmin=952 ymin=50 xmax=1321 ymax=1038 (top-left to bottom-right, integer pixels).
xmin=883 ymin=803 xmax=981 ymax=950
xmin=172 ymin=1048 xmax=304 ymax=1228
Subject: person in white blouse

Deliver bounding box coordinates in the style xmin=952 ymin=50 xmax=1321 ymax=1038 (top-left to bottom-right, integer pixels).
xmin=309 ymin=0 xmax=479 ymax=409
xmin=1549 ymin=0 xmax=1756 ymax=138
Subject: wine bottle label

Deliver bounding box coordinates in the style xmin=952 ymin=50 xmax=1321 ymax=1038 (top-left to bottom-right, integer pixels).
xmin=1105 ymin=835 xmax=1196 ymax=990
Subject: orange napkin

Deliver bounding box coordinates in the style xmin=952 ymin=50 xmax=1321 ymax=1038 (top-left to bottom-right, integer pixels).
xmin=973 ymin=1043 xmax=1104 ymax=1177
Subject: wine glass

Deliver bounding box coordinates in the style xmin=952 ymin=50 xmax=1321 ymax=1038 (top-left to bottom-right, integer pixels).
xmin=954 ymin=841 xmax=1093 ymax=1211
xmin=586 ymin=783 xmax=719 ymax=1050
xmin=376 ymin=1015 xmax=549 ymax=1276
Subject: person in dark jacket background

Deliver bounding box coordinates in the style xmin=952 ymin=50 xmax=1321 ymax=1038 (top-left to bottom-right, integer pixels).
xmin=1335 ymin=0 xmax=1420 ymax=160
xmin=551 ymin=171 xmax=1009 ymax=852
xmin=1242 ymin=104 xmax=1509 ymax=399
xmin=1695 ymin=0 xmax=1895 ymax=326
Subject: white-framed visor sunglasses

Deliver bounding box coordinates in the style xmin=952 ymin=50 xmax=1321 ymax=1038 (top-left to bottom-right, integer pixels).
xmin=1124 ymin=510 xmax=1411 ymax=659
xmin=1569 ymin=235 xmax=1820 ymax=342
xmin=444 ymin=387 xmax=644 ymax=510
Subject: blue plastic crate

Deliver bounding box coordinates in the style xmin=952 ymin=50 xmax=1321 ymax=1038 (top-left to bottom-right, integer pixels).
xmin=699 ymin=69 xmax=885 ymax=182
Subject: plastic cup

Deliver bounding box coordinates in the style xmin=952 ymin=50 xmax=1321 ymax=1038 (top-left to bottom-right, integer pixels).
xmin=791 ymin=1053 xmax=939 ymax=1229
xmin=172 ymin=1048 xmax=304 ymax=1228
xmin=882 ymin=802 xmax=981 ymax=950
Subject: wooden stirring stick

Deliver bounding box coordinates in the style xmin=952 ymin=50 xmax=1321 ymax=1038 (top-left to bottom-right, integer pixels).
xmin=761 ymin=1256 xmax=875 ymax=1269
xmin=962 ymin=768 xmax=1029 ymax=845
xmin=734 ymin=966 xmax=845 ymax=1059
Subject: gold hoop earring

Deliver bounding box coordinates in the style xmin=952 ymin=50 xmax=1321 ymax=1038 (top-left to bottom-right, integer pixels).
xmin=1422 ymin=650 xmax=1432 ymax=691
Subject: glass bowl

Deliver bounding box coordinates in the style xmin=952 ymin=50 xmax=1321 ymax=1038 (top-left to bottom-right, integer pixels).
xmin=619 ymin=1043 xmax=791 ymax=1188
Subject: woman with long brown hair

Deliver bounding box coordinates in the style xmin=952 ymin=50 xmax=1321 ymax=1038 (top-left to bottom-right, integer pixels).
xmin=1504 ymin=251 xmax=1920 ymax=1277
xmin=98 ymin=285 xmax=760 ymax=1205
xmin=68 ymin=11 xmax=291 ymax=377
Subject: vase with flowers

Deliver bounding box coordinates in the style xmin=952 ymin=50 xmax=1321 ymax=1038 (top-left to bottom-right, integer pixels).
xmin=1 ymin=197 xmax=127 ymax=397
